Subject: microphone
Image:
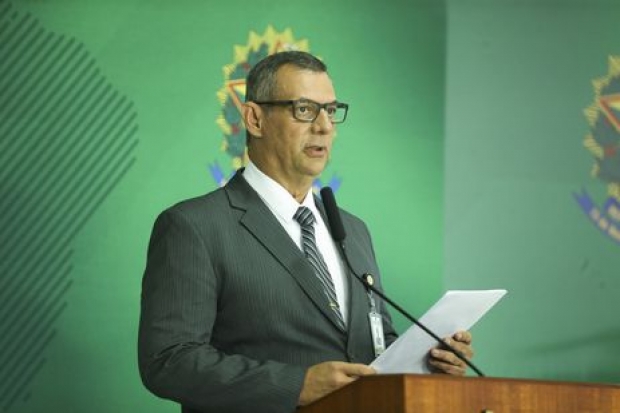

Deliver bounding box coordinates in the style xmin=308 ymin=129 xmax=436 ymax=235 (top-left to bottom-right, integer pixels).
xmin=320 ymin=186 xmax=346 ymax=243
xmin=319 ymin=186 xmax=485 ymax=377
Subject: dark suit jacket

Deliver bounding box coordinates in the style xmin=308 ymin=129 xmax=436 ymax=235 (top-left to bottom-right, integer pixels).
xmin=138 ymin=171 xmax=397 ymax=413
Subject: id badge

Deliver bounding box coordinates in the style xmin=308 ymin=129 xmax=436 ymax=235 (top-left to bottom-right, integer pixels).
xmin=368 ymin=311 xmax=386 ymax=357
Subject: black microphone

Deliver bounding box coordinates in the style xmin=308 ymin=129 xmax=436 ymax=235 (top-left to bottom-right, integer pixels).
xmin=319 ymin=186 xmax=485 ymax=377
xmin=320 ymin=186 xmax=346 ymax=242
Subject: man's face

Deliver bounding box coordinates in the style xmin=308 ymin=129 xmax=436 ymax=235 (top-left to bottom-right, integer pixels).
xmin=255 ymin=65 xmax=337 ymax=188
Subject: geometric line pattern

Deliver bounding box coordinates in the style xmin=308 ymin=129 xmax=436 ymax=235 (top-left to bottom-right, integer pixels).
xmin=0 ymin=2 xmax=139 ymax=411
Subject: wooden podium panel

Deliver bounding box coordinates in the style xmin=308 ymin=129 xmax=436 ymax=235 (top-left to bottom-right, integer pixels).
xmin=299 ymin=374 xmax=620 ymax=413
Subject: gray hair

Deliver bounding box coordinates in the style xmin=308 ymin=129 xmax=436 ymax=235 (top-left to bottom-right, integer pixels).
xmin=245 ymin=51 xmax=327 ymax=102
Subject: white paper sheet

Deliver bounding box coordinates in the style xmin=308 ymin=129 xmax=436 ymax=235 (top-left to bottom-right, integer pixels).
xmin=370 ymin=289 xmax=507 ymax=374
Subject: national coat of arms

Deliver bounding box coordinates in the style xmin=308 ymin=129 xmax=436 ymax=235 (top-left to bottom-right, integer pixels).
xmin=575 ymin=56 xmax=620 ymax=244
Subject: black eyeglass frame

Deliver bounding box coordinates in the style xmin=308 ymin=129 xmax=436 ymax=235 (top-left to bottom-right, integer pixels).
xmin=253 ymin=98 xmax=349 ymax=124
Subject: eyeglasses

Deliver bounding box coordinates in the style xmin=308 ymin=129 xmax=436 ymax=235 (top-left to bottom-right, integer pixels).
xmin=253 ymin=98 xmax=349 ymax=124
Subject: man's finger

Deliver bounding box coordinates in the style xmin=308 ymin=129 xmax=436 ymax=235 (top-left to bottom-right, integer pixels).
xmin=453 ymin=330 xmax=472 ymax=344
xmin=443 ymin=338 xmax=474 ymax=360
xmin=432 ymin=348 xmax=466 ymax=367
xmin=428 ymin=358 xmax=467 ymax=376
xmin=340 ymin=363 xmax=376 ymax=377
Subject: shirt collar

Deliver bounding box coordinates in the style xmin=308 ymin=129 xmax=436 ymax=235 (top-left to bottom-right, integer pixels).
xmin=243 ymin=161 xmax=316 ymax=222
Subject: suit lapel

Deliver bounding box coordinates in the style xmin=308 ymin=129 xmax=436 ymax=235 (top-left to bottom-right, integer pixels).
xmin=225 ymin=172 xmax=346 ymax=334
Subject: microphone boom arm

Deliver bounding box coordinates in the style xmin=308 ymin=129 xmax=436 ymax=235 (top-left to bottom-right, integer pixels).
xmin=338 ymin=241 xmax=484 ymax=377
xmin=338 ymin=242 xmax=485 ymax=377
xmin=319 ymin=184 xmax=484 ymax=377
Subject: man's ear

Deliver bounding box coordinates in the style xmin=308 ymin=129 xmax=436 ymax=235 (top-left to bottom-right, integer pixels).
xmin=243 ymin=102 xmax=264 ymax=138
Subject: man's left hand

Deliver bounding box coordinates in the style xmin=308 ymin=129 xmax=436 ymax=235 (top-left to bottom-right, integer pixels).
xmin=427 ymin=330 xmax=474 ymax=376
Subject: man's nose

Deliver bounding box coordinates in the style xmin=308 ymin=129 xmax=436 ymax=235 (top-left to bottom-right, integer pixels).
xmin=312 ymin=108 xmax=334 ymax=133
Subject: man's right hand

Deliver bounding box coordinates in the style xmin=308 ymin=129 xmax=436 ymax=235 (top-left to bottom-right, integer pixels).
xmin=298 ymin=361 xmax=376 ymax=406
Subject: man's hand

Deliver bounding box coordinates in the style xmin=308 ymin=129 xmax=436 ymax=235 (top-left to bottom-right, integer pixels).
xmin=298 ymin=361 xmax=376 ymax=406
xmin=427 ymin=330 xmax=474 ymax=376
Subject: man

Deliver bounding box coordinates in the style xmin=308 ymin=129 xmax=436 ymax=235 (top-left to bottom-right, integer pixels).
xmin=138 ymin=51 xmax=473 ymax=413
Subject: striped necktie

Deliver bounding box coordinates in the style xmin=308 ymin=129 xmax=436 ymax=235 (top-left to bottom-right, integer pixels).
xmin=294 ymin=206 xmax=346 ymax=331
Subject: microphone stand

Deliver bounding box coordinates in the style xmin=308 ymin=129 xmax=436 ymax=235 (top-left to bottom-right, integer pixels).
xmin=338 ymin=242 xmax=485 ymax=377
xmin=318 ymin=185 xmax=484 ymax=377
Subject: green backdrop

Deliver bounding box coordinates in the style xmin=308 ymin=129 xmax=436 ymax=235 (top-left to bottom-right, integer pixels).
xmin=2 ymin=0 xmax=619 ymax=412
xmin=1 ymin=0 xmax=444 ymax=411
xmin=444 ymin=0 xmax=620 ymax=383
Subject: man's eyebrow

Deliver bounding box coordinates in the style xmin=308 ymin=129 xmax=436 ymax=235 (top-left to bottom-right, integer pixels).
xmin=297 ymin=97 xmax=339 ymax=104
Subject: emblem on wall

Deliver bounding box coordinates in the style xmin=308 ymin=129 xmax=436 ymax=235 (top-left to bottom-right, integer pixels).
xmin=210 ymin=26 xmax=341 ymax=192
xmin=575 ymin=56 xmax=620 ymax=244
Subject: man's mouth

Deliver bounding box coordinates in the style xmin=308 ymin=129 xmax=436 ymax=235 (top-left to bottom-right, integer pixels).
xmin=304 ymin=145 xmax=328 ymax=157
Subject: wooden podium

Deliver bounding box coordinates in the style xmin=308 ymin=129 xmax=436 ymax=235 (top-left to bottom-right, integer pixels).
xmin=298 ymin=374 xmax=620 ymax=413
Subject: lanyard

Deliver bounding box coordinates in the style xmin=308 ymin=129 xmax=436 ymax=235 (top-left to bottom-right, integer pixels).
xmin=367 ymin=290 xmax=386 ymax=357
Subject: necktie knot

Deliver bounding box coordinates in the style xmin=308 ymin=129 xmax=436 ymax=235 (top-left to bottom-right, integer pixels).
xmin=294 ymin=206 xmax=315 ymax=228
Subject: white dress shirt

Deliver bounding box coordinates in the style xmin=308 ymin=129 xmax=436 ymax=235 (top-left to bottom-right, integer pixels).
xmin=243 ymin=161 xmax=349 ymax=323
